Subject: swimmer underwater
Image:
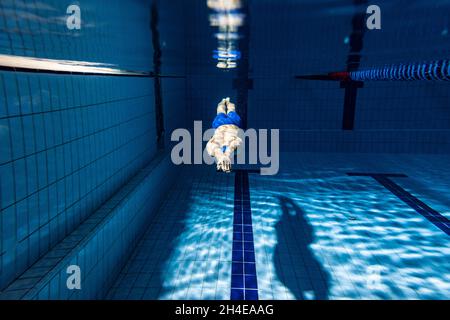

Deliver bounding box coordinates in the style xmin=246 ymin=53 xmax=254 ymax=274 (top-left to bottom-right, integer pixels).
xmin=206 ymin=98 xmax=243 ymax=173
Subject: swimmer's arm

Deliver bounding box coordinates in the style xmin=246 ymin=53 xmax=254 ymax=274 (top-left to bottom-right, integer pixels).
xmin=223 ymin=136 xmax=242 ymax=157
xmin=206 ymin=139 xmax=223 ymax=158
xmin=206 ymin=138 xmax=231 ymax=172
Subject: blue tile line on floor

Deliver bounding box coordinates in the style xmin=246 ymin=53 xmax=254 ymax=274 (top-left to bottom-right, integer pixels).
xmin=348 ymin=173 xmax=450 ymax=236
xmin=230 ymin=171 xmax=259 ymax=300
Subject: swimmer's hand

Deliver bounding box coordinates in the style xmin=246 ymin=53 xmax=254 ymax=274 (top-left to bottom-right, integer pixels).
xmin=216 ymin=154 xmax=232 ymax=173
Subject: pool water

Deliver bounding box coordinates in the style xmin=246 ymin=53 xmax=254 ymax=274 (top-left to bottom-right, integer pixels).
xmin=1 ymin=0 xmax=449 ymax=301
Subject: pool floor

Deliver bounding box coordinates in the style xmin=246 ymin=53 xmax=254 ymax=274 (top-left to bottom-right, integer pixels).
xmin=106 ymin=153 xmax=450 ymax=300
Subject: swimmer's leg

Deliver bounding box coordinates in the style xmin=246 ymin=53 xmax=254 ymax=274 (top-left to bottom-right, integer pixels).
xmin=212 ymin=98 xmax=229 ymax=129
xmin=217 ymin=98 xmax=227 ymax=115
xmin=224 ymin=98 xmax=242 ymax=127
xmin=225 ymin=98 xmax=235 ymax=113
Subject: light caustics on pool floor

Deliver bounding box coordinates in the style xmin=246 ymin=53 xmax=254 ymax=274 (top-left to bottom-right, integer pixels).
xmin=107 ymin=153 xmax=450 ymax=300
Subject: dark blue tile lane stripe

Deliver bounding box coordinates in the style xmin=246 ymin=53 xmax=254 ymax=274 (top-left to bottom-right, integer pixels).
xmin=348 ymin=173 xmax=450 ymax=236
xmin=231 ymin=171 xmax=258 ymax=300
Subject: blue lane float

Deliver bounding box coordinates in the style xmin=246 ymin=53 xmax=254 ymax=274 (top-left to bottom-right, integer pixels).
xmin=296 ymin=60 xmax=450 ymax=82
xmin=349 ymin=60 xmax=450 ymax=82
